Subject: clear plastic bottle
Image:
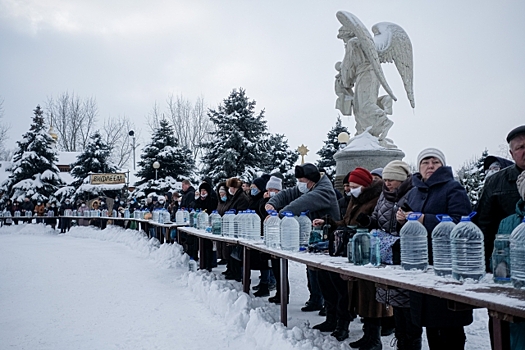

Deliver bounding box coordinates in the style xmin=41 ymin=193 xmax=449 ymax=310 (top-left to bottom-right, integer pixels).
xmin=210 ymin=210 xmax=222 ymax=235
xmin=264 ymin=211 xmax=281 ymax=248
xmin=510 ymin=218 xmax=525 ymax=289
xmin=189 ymin=208 xmax=196 ymax=227
xmin=280 ymin=211 xmax=300 ymax=251
xmin=175 ymin=209 xmax=184 ymax=224
xmin=432 ymin=214 xmax=456 ymax=277
xmin=152 ymin=209 xmax=160 ymax=223
xmin=124 ymin=209 xmax=130 ymax=219
xmin=222 ymin=210 xmax=236 ymax=237
xmin=198 ymin=210 xmax=209 ymax=230
xmin=246 ymin=210 xmax=261 ymax=240
xmin=451 ymin=213 xmax=485 ymax=282
xmin=370 ymin=230 xmax=381 ymax=266
xmin=492 ymin=234 xmax=511 ymax=284
xmin=400 ymin=213 xmax=428 ymax=271
xmin=182 ymin=209 xmax=190 ymax=224
xmin=352 ymin=229 xmax=371 ymax=265
xmin=297 ymin=212 xmax=312 ymax=251
xmin=233 ymin=211 xmax=243 ymax=238
xmin=188 ymin=257 xmax=197 ymax=272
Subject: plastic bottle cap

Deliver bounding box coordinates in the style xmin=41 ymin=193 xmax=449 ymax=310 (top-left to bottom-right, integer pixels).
xmin=407 ymin=212 xmax=423 ymax=221
xmin=436 ymin=214 xmax=453 ymax=222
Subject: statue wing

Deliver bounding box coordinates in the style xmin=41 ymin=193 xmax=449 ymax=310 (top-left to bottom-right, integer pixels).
xmin=373 ymin=22 xmax=415 ymax=108
xmin=336 ymin=11 xmax=397 ymax=102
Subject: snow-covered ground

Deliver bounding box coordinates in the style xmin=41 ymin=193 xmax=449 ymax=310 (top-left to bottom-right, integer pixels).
xmin=0 ymin=224 xmax=491 ymax=349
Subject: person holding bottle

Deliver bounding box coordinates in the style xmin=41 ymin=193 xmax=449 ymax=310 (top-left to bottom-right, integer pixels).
xmin=396 ymin=148 xmax=472 ymax=350
xmin=312 ymin=167 xmax=384 ymax=345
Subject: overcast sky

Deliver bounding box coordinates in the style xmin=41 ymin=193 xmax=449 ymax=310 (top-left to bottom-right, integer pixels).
xmin=1 ymin=0 xmax=524 ymax=172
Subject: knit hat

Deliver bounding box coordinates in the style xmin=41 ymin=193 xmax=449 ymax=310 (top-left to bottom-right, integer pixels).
xmin=417 ymin=148 xmax=446 ymax=166
xmin=266 ymin=176 xmax=283 ymax=190
xmin=199 ymin=182 xmax=212 ymax=194
xmin=295 ymin=163 xmax=321 ymax=183
xmin=382 ymin=160 xmax=410 ymax=181
xmin=225 ymin=177 xmax=242 ymax=189
xmin=218 ymin=186 xmax=227 ymax=194
xmin=349 ymin=167 xmax=373 ymax=187
xmin=506 ymin=125 xmax=525 ymax=143
xmin=343 ymin=171 xmax=352 ymax=185
xmin=371 ymin=168 xmax=383 ymax=178
xmin=252 ymin=174 xmax=271 ymax=192
xmin=517 ymin=171 xmax=525 ymax=200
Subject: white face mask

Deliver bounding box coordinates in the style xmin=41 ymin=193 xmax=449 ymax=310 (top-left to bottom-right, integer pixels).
xmin=228 ymin=188 xmax=235 ymax=196
xmin=269 ymin=191 xmax=277 ymax=197
xmin=297 ymin=182 xmax=309 ymax=194
xmin=201 ymin=193 xmax=208 ymax=199
xmin=350 ymin=187 xmax=362 ymax=198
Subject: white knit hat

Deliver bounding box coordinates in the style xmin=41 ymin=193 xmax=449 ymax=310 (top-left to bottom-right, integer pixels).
xmin=382 ymin=160 xmax=410 ymax=181
xmin=417 ymin=148 xmax=446 ymax=166
xmin=266 ymin=176 xmax=283 ymax=191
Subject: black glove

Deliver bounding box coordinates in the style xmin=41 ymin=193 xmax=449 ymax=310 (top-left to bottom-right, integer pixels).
xmin=356 ymin=213 xmax=371 ymax=227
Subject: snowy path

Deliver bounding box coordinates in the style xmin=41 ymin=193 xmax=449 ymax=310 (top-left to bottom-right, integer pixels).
xmin=0 ymin=224 xmax=491 ymax=349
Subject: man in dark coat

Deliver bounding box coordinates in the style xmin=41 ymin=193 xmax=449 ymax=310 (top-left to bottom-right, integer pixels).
xmin=476 ymin=125 xmax=525 ymax=350
xmin=179 ymin=180 xmax=196 ymax=210
xmin=398 ymin=148 xmax=472 ymax=350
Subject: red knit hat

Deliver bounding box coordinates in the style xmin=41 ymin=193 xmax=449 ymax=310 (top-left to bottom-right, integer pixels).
xmin=349 ymin=167 xmax=373 ymax=187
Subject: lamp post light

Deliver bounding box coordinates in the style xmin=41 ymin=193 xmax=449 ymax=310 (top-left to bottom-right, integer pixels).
xmin=129 ymin=130 xmax=137 ymax=170
xmin=337 ymin=132 xmax=350 ymax=149
xmin=153 ymin=161 xmax=160 ymax=180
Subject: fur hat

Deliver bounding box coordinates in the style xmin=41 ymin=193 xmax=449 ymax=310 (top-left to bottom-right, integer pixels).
xmin=252 ymin=174 xmax=271 ymax=192
xmin=266 ymin=176 xmax=283 ymax=190
xmin=294 ymin=163 xmax=321 ymax=183
xmin=199 ymin=182 xmax=212 ymax=194
xmin=349 ymin=167 xmax=373 ymax=187
xmin=226 ymin=177 xmax=242 ymax=189
xmin=417 ymin=148 xmax=446 ymax=166
xmin=382 ymin=160 xmax=410 ymax=181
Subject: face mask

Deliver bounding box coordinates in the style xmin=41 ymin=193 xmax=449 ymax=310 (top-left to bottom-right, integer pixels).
xmin=81 ymin=204 xmax=86 ymax=207
xmin=221 ymin=196 xmax=228 ymax=202
xmin=269 ymin=191 xmax=277 ymax=197
xmin=250 ymin=188 xmax=259 ymax=196
xmin=51 ymin=205 xmax=55 ymax=208
xmin=65 ymin=201 xmax=70 ymax=204
xmin=37 ymin=203 xmax=41 ymax=206
xmin=120 ymin=201 xmax=124 ymax=205
xmin=228 ymin=188 xmax=235 ymax=195
xmin=297 ymin=182 xmax=309 ymax=194
xmin=101 ymin=202 xmax=105 ymax=205
xmin=350 ymin=187 xmax=362 ymax=198
xmin=201 ymin=193 xmax=208 ymax=199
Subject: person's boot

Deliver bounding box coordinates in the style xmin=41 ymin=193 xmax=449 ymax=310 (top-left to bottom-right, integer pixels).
xmin=331 ymin=319 xmax=350 ymax=341
xmin=313 ymin=315 xmax=337 ymax=332
xmin=350 ymin=322 xmax=370 ymax=348
xmin=253 ymin=283 xmax=270 ymax=297
xmin=359 ymin=323 xmax=382 ymax=350
xmin=381 ymin=316 xmax=395 ymax=337
xmin=405 ymin=336 xmax=422 ymax=350
xmin=301 ymin=301 xmax=322 ymax=312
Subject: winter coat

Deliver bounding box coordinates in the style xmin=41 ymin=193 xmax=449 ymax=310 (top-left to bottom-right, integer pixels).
xmin=338 ymin=193 xmax=351 ymax=219
xmin=34 ymin=204 xmax=45 ymax=216
xmin=20 ymin=201 xmax=34 ymax=213
xmin=59 ymin=202 xmax=74 ymax=215
xmin=248 ymin=191 xmax=267 ymax=221
xmin=403 ymin=166 xmax=473 ymax=328
xmin=180 ymin=186 xmax=196 ymax=210
xmin=223 ymin=188 xmax=249 ymax=213
xmin=194 ymin=194 xmax=218 ymax=214
xmin=268 ymin=174 xmax=340 ymax=221
xmin=476 ymin=164 xmax=522 ymax=271
xmin=215 ymin=182 xmax=230 ymax=216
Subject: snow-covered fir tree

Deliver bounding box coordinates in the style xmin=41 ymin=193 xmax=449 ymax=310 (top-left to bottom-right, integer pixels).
xmin=457 ymin=149 xmax=488 ymax=207
xmin=70 ymin=131 xmax=118 ymax=187
xmin=133 ymin=119 xmax=194 ymax=197
xmin=200 ymin=88 xmax=270 ymax=184
xmin=316 ymin=116 xmax=349 ymax=179
xmin=1 ymin=106 xmax=62 ymax=203
xmin=263 ymin=133 xmax=299 ymax=187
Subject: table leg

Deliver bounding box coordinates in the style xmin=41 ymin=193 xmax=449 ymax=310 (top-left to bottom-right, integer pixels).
xmin=199 ymin=237 xmax=205 ymax=270
xmin=280 ymin=257 xmax=288 ymax=327
xmin=243 ymin=247 xmax=251 ymax=294
xmin=491 ymin=314 xmax=503 ymax=350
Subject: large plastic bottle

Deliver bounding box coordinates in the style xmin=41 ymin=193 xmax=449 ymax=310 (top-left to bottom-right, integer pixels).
xmin=198 ymin=210 xmax=209 ymax=230
xmin=233 ymin=211 xmax=243 ymax=238
xmin=492 ymin=234 xmax=511 ymax=284
xmin=246 ymin=210 xmax=261 ymax=240
xmin=264 ymin=211 xmax=281 ymax=248
xmin=400 ymin=213 xmax=428 ymax=271
xmin=370 ymin=230 xmax=381 ymax=266
xmin=280 ymin=211 xmax=300 ymax=251
xmin=182 ymin=209 xmax=190 ymax=224
xmin=431 ymin=214 xmax=456 ymax=277
xmin=222 ymin=210 xmax=236 ymax=237
xmin=175 ymin=209 xmax=184 ymax=224
xmin=210 ymin=210 xmax=222 ymax=235
xmin=189 ymin=208 xmax=196 ymax=227
xmin=510 ymin=218 xmax=525 ymax=289
xmin=352 ymin=229 xmax=371 ymax=265
xmin=450 ymin=213 xmax=485 ymax=282
xmin=297 ymin=212 xmax=312 ymax=251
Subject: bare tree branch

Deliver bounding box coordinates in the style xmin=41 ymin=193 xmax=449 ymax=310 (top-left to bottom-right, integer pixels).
xmin=101 ymin=115 xmax=138 ymax=169
xmin=0 ymin=97 xmax=10 ymax=156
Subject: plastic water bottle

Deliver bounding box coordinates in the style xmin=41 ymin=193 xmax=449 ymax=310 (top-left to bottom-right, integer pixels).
xmin=244 ymin=210 xmax=261 ymax=240
xmin=188 ymin=257 xmax=197 ymax=272
xmin=210 ymin=210 xmax=222 ymax=235
xmin=352 ymin=229 xmax=371 ymax=265
xmin=176 ymin=210 xmax=184 ymax=224
xmin=189 ymin=208 xmax=196 ymax=227
xmin=492 ymin=234 xmax=511 ymax=284
xmin=222 ymin=210 xmax=236 ymax=237
xmin=124 ymin=209 xmax=130 ymax=219
xmin=297 ymin=212 xmax=312 ymax=251
xmin=198 ymin=210 xmax=209 ymax=230
xmin=370 ymin=230 xmax=381 ymax=266
xmin=152 ymin=209 xmax=160 ymax=223
xmin=264 ymin=211 xmax=281 ymax=248
xmin=14 ymin=210 xmax=20 ymax=217
xmin=182 ymin=209 xmax=190 ymax=224
xmin=432 ymin=214 xmax=456 ymax=277
xmin=451 ymin=213 xmax=485 ymax=282
xmin=233 ymin=211 xmax=243 ymax=238
xmin=510 ymin=218 xmax=525 ymax=289
xmin=400 ymin=213 xmax=428 ymax=271
xmin=280 ymin=211 xmax=300 ymax=251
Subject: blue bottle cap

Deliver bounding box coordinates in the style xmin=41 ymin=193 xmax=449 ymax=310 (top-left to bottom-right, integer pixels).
xmin=407 ymin=212 xmax=423 ymax=221
xmin=436 ymin=214 xmax=453 ymax=222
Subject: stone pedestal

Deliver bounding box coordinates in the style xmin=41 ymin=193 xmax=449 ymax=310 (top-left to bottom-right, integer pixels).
xmin=333 ymin=148 xmax=405 ymax=191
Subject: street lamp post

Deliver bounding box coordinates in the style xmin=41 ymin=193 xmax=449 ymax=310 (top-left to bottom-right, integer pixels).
xmin=337 ymin=132 xmax=350 ymax=149
xmin=153 ymin=161 xmax=160 ymax=181
xmin=129 ymin=130 xmax=137 ymax=170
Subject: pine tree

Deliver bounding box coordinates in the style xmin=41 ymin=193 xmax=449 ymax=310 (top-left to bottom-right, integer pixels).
xmin=1 ymin=106 xmax=62 ymax=203
xmin=457 ymin=149 xmax=488 ymax=207
xmin=263 ymin=133 xmax=299 ymax=187
xmin=135 ymin=118 xmax=195 ymax=185
xmin=316 ymin=116 xmax=349 ymax=179
xmin=70 ymin=131 xmax=118 ymax=188
xmin=200 ymin=88 xmax=270 ymax=183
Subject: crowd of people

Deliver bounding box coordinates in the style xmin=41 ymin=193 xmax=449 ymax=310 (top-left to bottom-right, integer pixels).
xmin=1 ymin=124 xmax=524 ymax=350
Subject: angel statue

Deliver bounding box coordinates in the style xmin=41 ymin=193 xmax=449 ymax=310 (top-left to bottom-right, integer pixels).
xmin=335 ymin=11 xmax=415 ymax=147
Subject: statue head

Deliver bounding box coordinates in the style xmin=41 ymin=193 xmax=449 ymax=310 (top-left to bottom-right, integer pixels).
xmin=337 ymin=26 xmax=354 ymax=42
